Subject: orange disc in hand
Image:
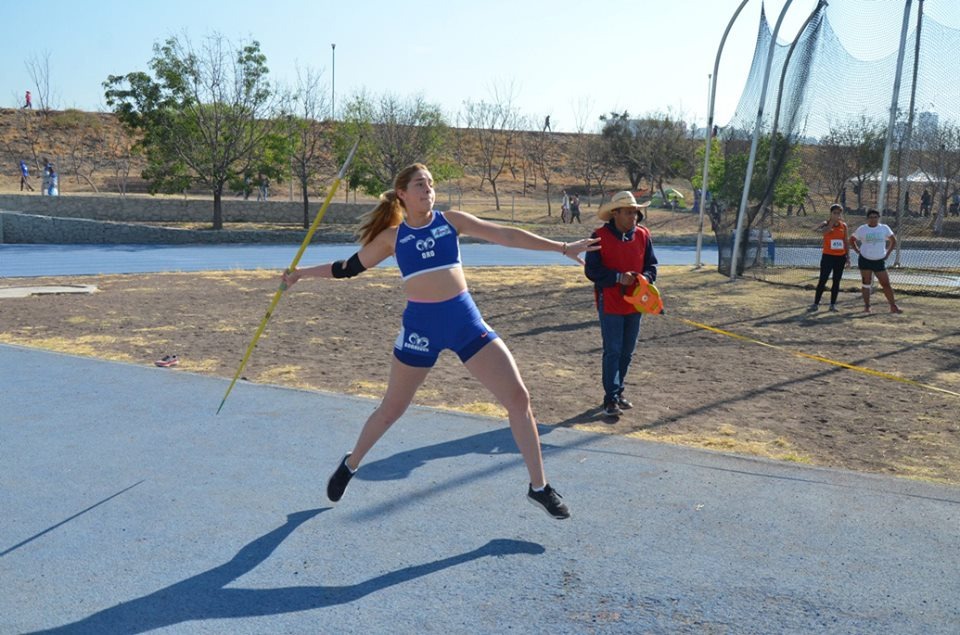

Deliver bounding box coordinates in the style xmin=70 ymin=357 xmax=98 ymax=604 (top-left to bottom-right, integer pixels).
xmin=623 ymin=277 xmax=664 ymax=314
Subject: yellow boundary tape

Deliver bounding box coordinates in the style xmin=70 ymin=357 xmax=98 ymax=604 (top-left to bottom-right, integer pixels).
xmin=676 ymin=317 xmax=960 ymax=399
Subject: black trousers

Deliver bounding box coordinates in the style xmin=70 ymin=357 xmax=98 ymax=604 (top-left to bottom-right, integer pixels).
xmin=814 ymin=253 xmax=847 ymax=305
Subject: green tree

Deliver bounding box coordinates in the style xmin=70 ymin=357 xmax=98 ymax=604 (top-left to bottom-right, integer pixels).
xmin=711 ymin=134 xmax=807 ymax=213
xmin=642 ymin=112 xmax=695 ymax=200
xmin=333 ymin=91 xmax=448 ymax=197
xmin=691 ymin=137 xmax=725 ymax=230
xmin=103 ymin=34 xmax=283 ymax=229
xmin=599 ymin=111 xmax=648 ymax=190
xmin=601 ymin=111 xmax=695 ymax=198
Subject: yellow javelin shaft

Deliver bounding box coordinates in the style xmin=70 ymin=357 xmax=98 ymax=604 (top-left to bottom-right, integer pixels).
xmin=216 ymin=139 xmax=360 ymax=414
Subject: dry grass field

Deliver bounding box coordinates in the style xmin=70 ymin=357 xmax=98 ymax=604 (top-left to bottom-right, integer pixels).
xmin=2 ymin=265 xmax=958 ymax=485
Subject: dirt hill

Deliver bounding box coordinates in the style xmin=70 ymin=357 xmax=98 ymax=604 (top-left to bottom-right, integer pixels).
xmin=0 ymin=108 xmax=645 ymax=203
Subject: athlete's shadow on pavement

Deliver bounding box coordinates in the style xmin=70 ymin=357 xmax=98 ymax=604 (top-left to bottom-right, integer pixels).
xmin=32 ymin=509 xmax=544 ymax=634
xmin=357 ymin=424 xmax=562 ymax=482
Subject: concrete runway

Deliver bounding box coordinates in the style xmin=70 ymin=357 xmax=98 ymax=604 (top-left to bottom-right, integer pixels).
xmin=2 ymin=344 xmax=958 ymax=634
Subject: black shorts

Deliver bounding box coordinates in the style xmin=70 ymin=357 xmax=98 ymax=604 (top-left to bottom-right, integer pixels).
xmin=858 ymin=255 xmax=886 ymax=272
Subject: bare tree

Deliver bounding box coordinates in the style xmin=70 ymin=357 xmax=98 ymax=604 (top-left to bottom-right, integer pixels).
xmin=590 ymin=135 xmax=619 ymax=206
xmin=107 ymin=123 xmax=136 ymax=196
xmin=818 ymin=116 xmax=886 ymax=210
xmin=526 ymin=117 xmax=563 ymax=216
xmin=55 ymin=111 xmax=110 ymax=192
xmin=462 ymin=85 xmax=520 ymax=210
xmin=24 ymin=51 xmax=56 ymax=114
xmin=513 ymin=115 xmax=537 ymax=196
xmin=916 ymin=122 xmax=960 ymax=235
xmin=567 ymin=105 xmax=611 ymax=206
xmin=1 ymin=109 xmax=44 ymax=177
xmin=283 ymin=65 xmax=334 ymax=228
xmin=449 ymin=112 xmax=473 ymax=202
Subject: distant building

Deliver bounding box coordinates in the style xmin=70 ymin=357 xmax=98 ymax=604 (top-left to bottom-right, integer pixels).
xmin=916 ymin=110 xmax=939 ymax=137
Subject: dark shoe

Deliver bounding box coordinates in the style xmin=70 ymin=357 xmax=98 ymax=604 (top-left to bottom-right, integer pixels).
xmin=828 ymin=304 xmax=838 ymax=312
xmin=617 ymin=396 xmax=634 ymax=410
xmin=807 ymin=303 xmax=819 ymax=312
xmin=327 ymin=453 xmax=356 ymax=502
xmin=602 ymin=399 xmax=622 ymax=417
xmin=154 ymin=354 xmax=179 ymax=367
xmin=527 ymin=484 xmax=570 ymax=519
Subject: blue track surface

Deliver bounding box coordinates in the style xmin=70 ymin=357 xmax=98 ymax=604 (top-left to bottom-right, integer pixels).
xmin=0 ymin=243 xmax=719 ymax=277
xmin=2 ymin=344 xmax=959 ymax=633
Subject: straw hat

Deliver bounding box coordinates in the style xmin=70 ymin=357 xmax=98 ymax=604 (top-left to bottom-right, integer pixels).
xmin=598 ymin=191 xmax=650 ymax=221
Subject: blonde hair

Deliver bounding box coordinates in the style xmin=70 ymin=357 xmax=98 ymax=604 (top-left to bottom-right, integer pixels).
xmin=356 ymin=163 xmax=430 ymax=246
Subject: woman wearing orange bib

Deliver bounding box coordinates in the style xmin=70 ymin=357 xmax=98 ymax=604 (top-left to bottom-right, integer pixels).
xmin=809 ymin=204 xmax=850 ymax=312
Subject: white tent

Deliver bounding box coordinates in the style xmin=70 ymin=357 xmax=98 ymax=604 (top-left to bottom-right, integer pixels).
xmin=856 ymin=170 xmax=944 ymax=184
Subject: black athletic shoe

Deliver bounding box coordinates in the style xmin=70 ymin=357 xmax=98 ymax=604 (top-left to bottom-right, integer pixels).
xmin=602 ymin=398 xmax=622 ymax=417
xmin=527 ymin=484 xmax=570 ymax=519
xmin=617 ymin=396 xmax=634 ymax=410
xmin=327 ymin=453 xmax=356 ymax=502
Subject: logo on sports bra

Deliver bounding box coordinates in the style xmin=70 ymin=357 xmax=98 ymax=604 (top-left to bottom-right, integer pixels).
xmin=416 ymin=237 xmax=436 ymax=259
xmin=405 ymin=333 xmax=430 ymax=352
xmin=431 ymin=225 xmax=451 ymax=239
xmin=398 ymin=234 xmax=415 ymax=244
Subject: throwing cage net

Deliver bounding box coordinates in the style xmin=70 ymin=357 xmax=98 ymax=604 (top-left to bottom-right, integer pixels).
xmin=708 ymin=0 xmax=960 ymax=296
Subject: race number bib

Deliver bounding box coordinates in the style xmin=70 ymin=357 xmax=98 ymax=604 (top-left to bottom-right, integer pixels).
xmin=830 ymin=239 xmax=845 ymax=250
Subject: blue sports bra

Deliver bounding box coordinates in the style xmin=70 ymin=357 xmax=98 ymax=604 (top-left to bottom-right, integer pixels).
xmin=394 ymin=211 xmax=462 ymax=281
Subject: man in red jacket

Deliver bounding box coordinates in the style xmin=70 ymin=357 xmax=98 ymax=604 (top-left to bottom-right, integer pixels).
xmin=585 ymin=191 xmax=658 ymax=418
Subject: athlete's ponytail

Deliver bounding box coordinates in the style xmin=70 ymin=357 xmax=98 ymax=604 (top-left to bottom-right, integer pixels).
xmin=357 ymin=190 xmax=403 ymax=246
xmin=355 ymin=163 xmax=430 ymax=246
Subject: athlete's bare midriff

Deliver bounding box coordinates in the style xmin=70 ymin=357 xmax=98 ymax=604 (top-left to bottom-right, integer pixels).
xmin=401 ymin=266 xmax=469 ymax=302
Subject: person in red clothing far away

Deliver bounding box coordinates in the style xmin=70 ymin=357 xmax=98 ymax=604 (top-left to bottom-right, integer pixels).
xmin=24 ymin=90 xmax=32 ymax=109
xmin=584 ymin=191 xmax=658 ymax=419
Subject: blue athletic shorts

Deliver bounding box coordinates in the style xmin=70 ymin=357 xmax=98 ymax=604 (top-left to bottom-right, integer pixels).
xmin=393 ymin=291 xmax=499 ymax=367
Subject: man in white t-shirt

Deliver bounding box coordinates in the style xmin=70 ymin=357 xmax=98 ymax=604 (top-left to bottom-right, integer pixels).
xmin=849 ymin=209 xmax=902 ymax=314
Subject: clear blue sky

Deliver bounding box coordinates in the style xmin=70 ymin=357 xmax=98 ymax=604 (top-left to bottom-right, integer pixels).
xmin=3 ymin=0 xmax=848 ymax=132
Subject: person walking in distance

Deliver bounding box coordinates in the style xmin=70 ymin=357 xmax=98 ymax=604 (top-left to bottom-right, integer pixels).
xmin=569 ymin=195 xmax=582 ymax=224
xmin=849 ymin=209 xmax=902 ymax=314
xmin=584 ymin=191 xmax=658 ymax=418
xmin=809 ymin=204 xmax=849 ymax=312
xmin=281 ymin=163 xmax=599 ymax=519
xmin=19 ymin=160 xmax=34 ymax=191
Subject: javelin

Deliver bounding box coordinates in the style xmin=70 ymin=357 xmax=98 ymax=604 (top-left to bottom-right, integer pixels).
xmin=216 ymin=138 xmax=361 ymax=414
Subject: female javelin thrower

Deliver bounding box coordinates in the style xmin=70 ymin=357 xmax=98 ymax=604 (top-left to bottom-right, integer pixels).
xmin=282 ymin=163 xmax=598 ymax=519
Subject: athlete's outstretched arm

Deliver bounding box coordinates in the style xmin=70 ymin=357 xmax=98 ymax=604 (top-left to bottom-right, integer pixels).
xmin=444 ymin=210 xmax=598 ymax=264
